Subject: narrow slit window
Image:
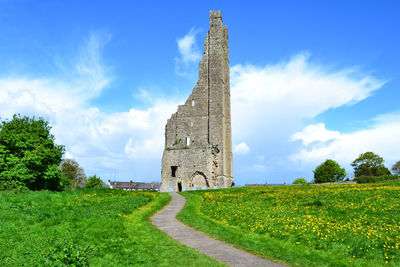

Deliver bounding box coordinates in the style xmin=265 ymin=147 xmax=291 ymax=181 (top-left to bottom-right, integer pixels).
xmin=171 ymin=166 xmax=178 ymax=177
xmin=192 ymin=100 xmax=195 ymax=106
xmin=186 ymin=137 xmax=190 ymax=146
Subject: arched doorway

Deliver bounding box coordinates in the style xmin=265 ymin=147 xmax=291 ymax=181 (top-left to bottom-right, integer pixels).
xmin=191 ymin=172 xmax=209 ymax=189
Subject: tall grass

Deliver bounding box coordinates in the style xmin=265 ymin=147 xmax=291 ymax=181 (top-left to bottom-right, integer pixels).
xmin=0 ymin=189 xmax=224 ymax=266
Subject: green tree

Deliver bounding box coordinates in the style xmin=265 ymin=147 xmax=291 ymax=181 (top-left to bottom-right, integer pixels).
xmin=85 ymin=175 xmax=104 ymax=189
xmin=60 ymin=159 xmax=87 ymax=190
xmin=313 ymin=159 xmax=346 ymax=183
xmin=351 ymin=152 xmax=391 ymax=178
xmin=0 ymin=115 xmax=64 ymax=191
xmin=293 ymin=178 xmax=308 ymax=185
xmin=392 ymin=161 xmax=400 ymax=176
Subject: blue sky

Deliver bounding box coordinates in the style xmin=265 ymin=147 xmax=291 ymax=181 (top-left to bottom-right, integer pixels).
xmin=0 ymin=1 xmax=399 ymax=184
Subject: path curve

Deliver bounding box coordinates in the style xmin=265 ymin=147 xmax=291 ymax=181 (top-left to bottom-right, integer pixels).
xmin=152 ymin=192 xmax=284 ymax=267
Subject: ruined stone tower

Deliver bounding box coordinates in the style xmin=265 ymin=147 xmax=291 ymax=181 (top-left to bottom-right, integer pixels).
xmin=160 ymin=10 xmax=233 ymax=192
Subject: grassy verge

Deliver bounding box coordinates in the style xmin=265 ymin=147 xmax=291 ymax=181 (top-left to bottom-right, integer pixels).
xmin=105 ymin=192 xmax=226 ymax=266
xmin=178 ymin=182 xmax=400 ymax=267
xmin=0 ymin=189 xmax=224 ymax=266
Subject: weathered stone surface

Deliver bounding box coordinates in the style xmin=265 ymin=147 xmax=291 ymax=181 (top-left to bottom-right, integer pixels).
xmin=160 ymin=10 xmax=233 ymax=192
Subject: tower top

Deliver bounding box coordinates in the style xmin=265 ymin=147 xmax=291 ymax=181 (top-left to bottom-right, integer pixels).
xmin=210 ymin=10 xmax=222 ymax=17
xmin=210 ymin=10 xmax=223 ymax=27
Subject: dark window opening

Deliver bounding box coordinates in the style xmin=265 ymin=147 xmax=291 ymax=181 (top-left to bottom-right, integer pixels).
xmin=171 ymin=166 xmax=178 ymax=177
xmin=177 ymin=181 xmax=182 ymax=192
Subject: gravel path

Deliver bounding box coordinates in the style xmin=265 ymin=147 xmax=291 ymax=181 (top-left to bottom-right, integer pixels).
xmin=152 ymin=192 xmax=284 ymax=267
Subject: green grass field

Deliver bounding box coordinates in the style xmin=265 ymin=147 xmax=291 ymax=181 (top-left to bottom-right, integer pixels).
xmin=178 ymin=181 xmax=400 ymax=267
xmin=0 ymin=189 xmax=224 ymax=266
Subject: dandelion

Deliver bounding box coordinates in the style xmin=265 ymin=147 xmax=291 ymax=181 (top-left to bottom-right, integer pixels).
xmin=198 ymin=181 xmax=400 ymax=264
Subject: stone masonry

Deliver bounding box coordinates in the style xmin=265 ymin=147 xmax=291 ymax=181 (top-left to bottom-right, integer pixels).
xmin=160 ymin=11 xmax=233 ymax=192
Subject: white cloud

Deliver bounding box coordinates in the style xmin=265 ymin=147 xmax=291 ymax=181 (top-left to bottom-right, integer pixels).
xmin=174 ymin=28 xmax=201 ymax=76
xmin=48 ymin=96 xmax=181 ymax=179
xmin=231 ymin=53 xmax=385 ymax=141
xmin=176 ymin=28 xmax=201 ymax=64
xmin=290 ymin=123 xmax=340 ymax=146
xmin=73 ymin=33 xmax=112 ymax=97
xmin=233 ymin=142 xmax=250 ymax=155
xmin=64 ymin=152 xmax=74 ymax=159
xmin=0 ymin=33 xmax=113 ymax=120
xmin=289 ymin=114 xmax=400 ymax=167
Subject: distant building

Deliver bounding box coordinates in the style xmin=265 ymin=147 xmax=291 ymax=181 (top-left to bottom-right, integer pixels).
xmin=245 ymin=184 xmax=266 ymax=187
xmin=245 ymin=183 xmax=287 ymax=187
xmin=108 ymin=180 xmax=160 ymax=191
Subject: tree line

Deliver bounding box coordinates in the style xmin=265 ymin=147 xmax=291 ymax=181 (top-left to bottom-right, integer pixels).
xmin=311 ymin=152 xmax=399 ymax=184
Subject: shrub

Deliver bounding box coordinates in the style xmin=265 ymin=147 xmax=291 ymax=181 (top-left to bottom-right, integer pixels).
xmin=313 ymin=159 xmax=346 ymax=183
xmin=85 ymin=175 xmax=104 ymax=189
xmin=293 ymin=178 xmax=308 ymax=185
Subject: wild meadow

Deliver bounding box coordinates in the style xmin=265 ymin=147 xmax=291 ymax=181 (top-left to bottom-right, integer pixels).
xmin=179 ymin=181 xmax=400 ymax=266
xmin=0 ymin=189 xmax=223 ymax=266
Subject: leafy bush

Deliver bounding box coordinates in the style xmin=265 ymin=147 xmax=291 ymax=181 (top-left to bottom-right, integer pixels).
xmin=313 ymin=159 xmax=346 ymax=183
xmin=85 ymin=175 xmax=104 ymax=189
xmin=293 ymin=178 xmax=308 ymax=185
xmin=0 ymin=115 xmax=65 ymax=191
xmin=354 ymin=174 xmax=399 ymax=184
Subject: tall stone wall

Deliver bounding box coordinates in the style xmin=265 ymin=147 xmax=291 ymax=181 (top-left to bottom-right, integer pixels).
xmin=160 ymin=10 xmax=233 ymax=192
